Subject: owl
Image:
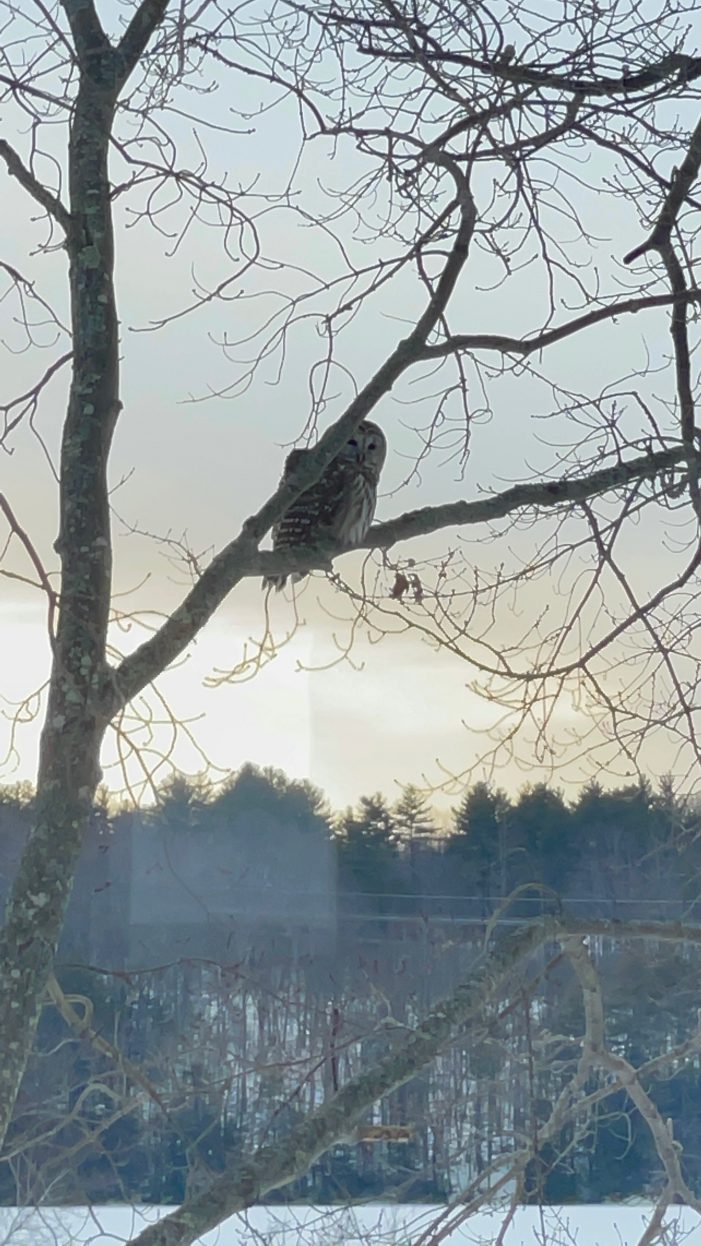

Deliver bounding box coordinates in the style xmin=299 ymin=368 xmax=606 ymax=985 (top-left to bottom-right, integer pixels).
xmin=263 ymin=420 xmax=387 ymax=590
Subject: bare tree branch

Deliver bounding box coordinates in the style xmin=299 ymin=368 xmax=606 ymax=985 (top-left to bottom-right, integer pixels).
xmin=0 ymin=139 xmax=71 ymax=232
xmin=364 ymin=445 xmax=693 ymax=548
xmin=419 ymin=291 xmax=701 ymax=362
xmin=321 ymin=10 xmax=701 ymax=98
xmin=0 ymin=493 xmax=57 ymax=644
xmin=125 ymin=914 xmax=701 ymax=1246
xmin=102 ymin=444 xmax=690 ymax=715
xmin=1 ymin=351 xmax=72 ymax=447
xmin=567 ymin=937 xmax=701 ymax=1212
xmin=117 ymin=0 xmax=170 ymax=82
xmin=46 ymin=973 xmax=172 ymax=1118
xmin=60 ymin=0 xmax=111 ymax=67
xmin=624 ymin=114 xmax=701 ymax=264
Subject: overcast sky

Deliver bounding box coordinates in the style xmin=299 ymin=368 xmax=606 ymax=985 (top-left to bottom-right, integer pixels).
xmin=1 ymin=9 xmax=695 ymax=809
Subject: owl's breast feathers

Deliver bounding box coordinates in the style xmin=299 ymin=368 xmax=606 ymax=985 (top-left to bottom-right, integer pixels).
xmin=273 ymin=457 xmax=359 ymax=545
xmin=264 ymin=437 xmax=380 ymax=590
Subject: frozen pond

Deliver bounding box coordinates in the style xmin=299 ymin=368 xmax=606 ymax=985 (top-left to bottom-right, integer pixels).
xmin=1 ymin=1204 xmax=700 ymax=1246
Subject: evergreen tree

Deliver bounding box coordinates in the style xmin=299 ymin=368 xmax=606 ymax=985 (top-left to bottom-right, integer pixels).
xmin=446 ymin=782 xmax=511 ymax=906
xmin=206 ymin=763 xmax=330 ymax=835
xmin=0 ymin=781 xmax=35 ymax=813
xmin=392 ymin=784 xmax=436 ymax=842
xmin=509 ymin=782 xmax=575 ymax=893
xmin=150 ymin=772 xmax=212 ymax=831
xmin=335 ymin=794 xmax=399 ymax=898
xmin=571 ymin=778 xmax=681 ymax=904
xmin=393 ymin=785 xmax=438 ymax=898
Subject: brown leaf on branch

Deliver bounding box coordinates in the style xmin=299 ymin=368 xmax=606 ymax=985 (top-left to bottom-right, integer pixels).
xmin=390 ymin=571 xmax=410 ymax=600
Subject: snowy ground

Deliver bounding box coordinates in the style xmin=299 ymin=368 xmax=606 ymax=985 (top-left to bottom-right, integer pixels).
xmin=1 ymin=1204 xmax=700 ymax=1246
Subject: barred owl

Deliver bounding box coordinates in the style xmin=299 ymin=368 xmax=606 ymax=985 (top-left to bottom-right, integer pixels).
xmin=263 ymin=420 xmax=387 ymax=590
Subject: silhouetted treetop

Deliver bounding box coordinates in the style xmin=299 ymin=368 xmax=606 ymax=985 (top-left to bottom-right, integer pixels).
xmin=392 ymin=785 xmax=437 ymax=841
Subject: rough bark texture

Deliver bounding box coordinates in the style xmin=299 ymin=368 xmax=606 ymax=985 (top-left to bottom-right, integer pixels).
xmin=0 ymin=0 xmax=164 ymax=1146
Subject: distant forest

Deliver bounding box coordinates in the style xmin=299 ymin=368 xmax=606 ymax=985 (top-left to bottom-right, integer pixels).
xmin=3 ymin=762 xmax=699 ymax=907
xmin=2 ymin=767 xmax=701 ymax=1207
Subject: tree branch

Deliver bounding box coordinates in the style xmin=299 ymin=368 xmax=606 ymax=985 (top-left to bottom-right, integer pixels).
xmin=418 ymin=290 xmax=701 ymax=362
xmin=102 ymin=443 xmax=691 ymax=716
xmin=624 ymin=113 xmax=701 ymax=264
xmin=355 ymin=33 xmax=701 ymax=100
xmin=661 ymin=246 xmax=696 ymax=446
xmin=619 ymin=117 xmax=701 ymax=512
xmin=103 ymin=162 xmax=477 ymax=714
xmin=46 ymin=973 xmax=172 ymax=1117
xmin=0 ymin=493 xmax=57 ymax=644
xmin=1 ymin=350 xmax=72 ymax=446
xmin=116 ymin=0 xmax=170 ymax=83
xmin=0 ymin=140 xmax=71 ymax=232
xmin=363 ymin=444 xmax=693 ymax=548
xmin=567 ymin=937 xmax=701 ymax=1211
xmin=125 ymin=915 xmax=701 ymax=1246
xmin=60 ymin=0 xmax=111 ymax=66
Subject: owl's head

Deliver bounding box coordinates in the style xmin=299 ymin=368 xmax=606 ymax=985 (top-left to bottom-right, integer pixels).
xmin=341 ymin=421 xmax=387 ymax=480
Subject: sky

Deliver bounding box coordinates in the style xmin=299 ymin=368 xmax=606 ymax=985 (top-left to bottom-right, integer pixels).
xmin=1 ymin=2 xmax=699 ymax=810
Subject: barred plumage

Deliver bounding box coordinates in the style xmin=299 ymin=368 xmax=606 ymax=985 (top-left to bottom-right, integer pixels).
xmin=263 ymin=421 xmax=387 ymax=590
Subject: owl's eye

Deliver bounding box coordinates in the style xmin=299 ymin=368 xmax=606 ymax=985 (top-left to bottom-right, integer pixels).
xmin=368 ymin=441 xmax=377 ymax=450
xmin=348 ymin=437 xmax=358 ymax=448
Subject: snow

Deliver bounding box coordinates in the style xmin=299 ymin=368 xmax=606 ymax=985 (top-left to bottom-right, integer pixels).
xmin=1 ymin=1204 xmax=700 ymax=1246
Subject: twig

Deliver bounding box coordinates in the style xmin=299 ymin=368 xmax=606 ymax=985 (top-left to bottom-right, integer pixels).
xmin=0 ymin=139 xmax=71 ymax=231
xmin=0 ymin=493 xmax=57 ymax=645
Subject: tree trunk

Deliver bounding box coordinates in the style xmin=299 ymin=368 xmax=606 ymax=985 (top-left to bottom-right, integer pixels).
xmin=0 ymin=66 xmax=118 ymax=1144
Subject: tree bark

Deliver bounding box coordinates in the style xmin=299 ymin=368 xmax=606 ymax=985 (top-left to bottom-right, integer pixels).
xmin=0 ymin=58 xmax=119 ymax=1145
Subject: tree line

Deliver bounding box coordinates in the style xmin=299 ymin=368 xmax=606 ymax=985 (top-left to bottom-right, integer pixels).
xmin=2 ymin=764 xmax=697 ymax=913
xmin=2 ymin=767 xmax=700 ymax=1209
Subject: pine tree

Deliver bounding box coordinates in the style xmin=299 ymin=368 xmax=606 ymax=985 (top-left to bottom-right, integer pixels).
xmin=507 ymin=782 xmax=577 ymax=892
xmin=150 ymin=773 xmax=212 ymax=831
xmin=447 ymin=782 xmax=511 ymax=905
xmin=207 ymin=763 xmax=329 ymax=834
xmin=392 ymin=784 xmax=436 ymax=842
xmin=393 ymin=784 xmax=437 ymax=899
xmin=335 ymin=794 xmax=398 ymax=898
